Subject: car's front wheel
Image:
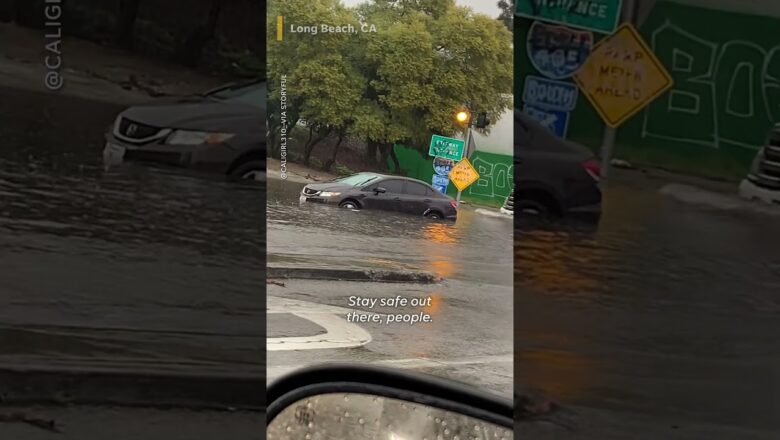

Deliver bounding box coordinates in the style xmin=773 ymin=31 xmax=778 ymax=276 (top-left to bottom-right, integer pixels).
xmin=230 ymin=160 xmax=265 ymax=181
xmin=339 ymin=200 xmax=359 ymax=209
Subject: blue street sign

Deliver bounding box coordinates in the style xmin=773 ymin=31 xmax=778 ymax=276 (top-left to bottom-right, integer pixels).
xmin=431 ymin=174 xmax=450 ymax=194
xmin=527 ymin=21 xmax=593 ymax=80
xmin=433 ymin=157 xmax=455 ymax=176
xmin=523 ymin=104 xmax=570 ymax=138
xmin=522 ymin=75 xmax=579 ymax=111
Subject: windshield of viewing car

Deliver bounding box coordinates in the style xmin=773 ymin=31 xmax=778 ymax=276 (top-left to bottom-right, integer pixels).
xmin=207 ymin=82 xmax=266 ymax=108
xmin=335 ymin=173 xmax=381 ymax=187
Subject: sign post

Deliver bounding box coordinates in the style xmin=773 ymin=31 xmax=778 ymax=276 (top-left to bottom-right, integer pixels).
xmin=573 ymin=1 xmax=672 ymax=179
xmin=454 ymin=127 xmax=473 ymax=204
xmin=599 ymin=0 xmax=634 ymax=178
xmin=574 ymin=24 xmax=672 ymax=128
xmin=449 ymin=156 xmax=480 ymax=194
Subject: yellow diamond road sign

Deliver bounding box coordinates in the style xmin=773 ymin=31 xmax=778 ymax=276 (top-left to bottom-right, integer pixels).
xmin=449 ymin=158 xmax=480 ymax=192
xmin=574 ymin=23 xmax=673 ymax=128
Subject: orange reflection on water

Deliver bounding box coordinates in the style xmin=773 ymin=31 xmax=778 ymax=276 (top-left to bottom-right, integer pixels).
xmin=400 ymin=291 xmax=444 ymax=360
xmin=427 ymin=259 xmax=457 ymax=278
xmin=516 ymin=231 xmax=601 ymax=293
xmin=422 ymin=222 xmax=458 ymax=245
xmin=422 ymin=292 xmax=442 ymax=316
xmin=517 ymin=349 xmax=597 ymax=402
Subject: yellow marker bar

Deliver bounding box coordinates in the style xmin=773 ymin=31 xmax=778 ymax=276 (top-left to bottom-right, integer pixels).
xmin=277 ymin=16 xmax=283 ymax=41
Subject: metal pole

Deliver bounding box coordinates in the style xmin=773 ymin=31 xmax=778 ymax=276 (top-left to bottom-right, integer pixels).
xmin=599 ymin=0 xmax=638 ymax=180
xmin=455 ymin=124 xmax=472 ymax=205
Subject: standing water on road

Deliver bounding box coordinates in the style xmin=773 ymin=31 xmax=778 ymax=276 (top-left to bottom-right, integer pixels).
xmin=267 ymin=177 xmax=514 ymax=395
xmin=268 ymin=177 xmax=513 ymax=285
xmin=516 ymin=177 xmax=780 ymax=433
xmin=0 ymin=87 xmax=265 ymax=374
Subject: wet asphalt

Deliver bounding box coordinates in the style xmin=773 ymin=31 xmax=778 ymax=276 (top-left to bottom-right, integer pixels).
xmin=0 ymin=86 xmax=265 ymax=377
xmin=516 ymin=170 xmax=780 ymax=435
xmin=266 ymin=177 xmax=514 ymax=396
xmin=4 ymin=82 xmax=778 ymax=436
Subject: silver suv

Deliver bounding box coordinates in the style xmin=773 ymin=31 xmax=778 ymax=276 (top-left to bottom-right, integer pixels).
xmin=740 ymin=124 xmax=780 ymax=204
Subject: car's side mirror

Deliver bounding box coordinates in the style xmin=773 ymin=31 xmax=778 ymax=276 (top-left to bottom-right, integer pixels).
xmin=374 ymin=187 xmax=387 ymax=194
xmin=267 ymin=365 xmax=513 ymax=439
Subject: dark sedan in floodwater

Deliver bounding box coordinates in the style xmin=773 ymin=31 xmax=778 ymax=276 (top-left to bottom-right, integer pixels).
xmin=300 ymin=173 xmax=458 ymax=219
xmin=516 ymin=112 xmax=602 ymax=220
xmin=103 ymin=81 xmax=266 ymax=180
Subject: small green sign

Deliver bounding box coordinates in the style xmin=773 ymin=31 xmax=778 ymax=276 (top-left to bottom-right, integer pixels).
xmin=428 ymin=135 xmax=465 ymax=161
xmin=516 ymin=0 xmax=623 ymax=34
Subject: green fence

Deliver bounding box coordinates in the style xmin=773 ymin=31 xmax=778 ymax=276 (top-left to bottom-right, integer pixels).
xmin=390 ymin=145 xmax=514 ymax=207
xmin=516 ymin=1 xmax=780 ymax=180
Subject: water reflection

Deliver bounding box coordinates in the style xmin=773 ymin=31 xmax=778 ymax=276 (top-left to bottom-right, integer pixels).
xmin=516 ymin=182 xmax=780 ymax=428
xmin=267 ymin=177 xmax=513 ymax=285
xmin=0 ymin=86 xmax=264 ymax=370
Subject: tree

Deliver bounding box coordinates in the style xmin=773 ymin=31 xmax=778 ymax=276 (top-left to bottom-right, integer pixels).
xmin=350 ymin=1 xmax=513 ymax=167
xmin=116 ymin=0 xmax=141 ymax=50
xmin=267 ymin=0 xmax=363 ymax=166
xmin=267 ymin=0 xmax=513 ymax=170
xmin=497 ymin=0 xmax=514 ymax=31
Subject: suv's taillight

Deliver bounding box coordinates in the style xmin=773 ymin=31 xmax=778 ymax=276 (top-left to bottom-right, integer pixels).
xmin=582 ymin=159 xmax=601 ymax=182
xmin=450 ymin=200 xmax=459 ymax=209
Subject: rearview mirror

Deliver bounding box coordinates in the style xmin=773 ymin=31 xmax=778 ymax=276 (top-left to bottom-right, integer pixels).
xmin=267 ymin=365 xmax=513 ymax=439
xmin=374 ymin=187 xmax=387 ymax=194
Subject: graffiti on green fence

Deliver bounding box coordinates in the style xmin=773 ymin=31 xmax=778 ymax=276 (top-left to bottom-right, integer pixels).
xmin=642 ymin=20 xmax=780 ymax=150
xmin=469 ymin=155 xmax=514 ymax=199
xmin=516 ymin=1 xmax=780 ymax=178
xmin=391 ymin=145 xmax=513 ymax=206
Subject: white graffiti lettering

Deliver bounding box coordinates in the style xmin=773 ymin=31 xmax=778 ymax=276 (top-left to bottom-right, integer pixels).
xmin=642 ymin=21 xmax=780 ymax=150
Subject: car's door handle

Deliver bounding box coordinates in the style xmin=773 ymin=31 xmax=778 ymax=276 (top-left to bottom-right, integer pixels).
xmin=424 ymin=199 xmax=431 ymax=203
xmin=394 ymin=197 xmax=401 ymax=201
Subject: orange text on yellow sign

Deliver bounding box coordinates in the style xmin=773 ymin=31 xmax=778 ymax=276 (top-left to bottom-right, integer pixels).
xmin=448 ymin=158 xmax=480 ymax=191
xmin=574 ymin=23 xmax=673 ymax=128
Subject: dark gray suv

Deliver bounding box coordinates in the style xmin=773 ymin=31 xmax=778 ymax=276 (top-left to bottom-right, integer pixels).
xmin=515 ymin=112 xmax=602 ymax=219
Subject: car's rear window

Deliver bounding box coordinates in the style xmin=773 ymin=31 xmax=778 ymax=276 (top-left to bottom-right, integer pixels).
xmin=405 ymin=182 xmax=429 ymax=196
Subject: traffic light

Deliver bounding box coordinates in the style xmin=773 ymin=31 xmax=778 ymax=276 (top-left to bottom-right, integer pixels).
xmin=474 ymin=112 xmax=490 ymax=128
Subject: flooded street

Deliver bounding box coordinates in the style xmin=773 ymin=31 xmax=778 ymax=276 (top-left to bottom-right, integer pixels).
xmin=267 ymin=178 xmax=513 ymax=395
xmin=516 ymin=172 xmax=780 ymax=435
xmin=0 ymin=86 xmax=265 ymax=375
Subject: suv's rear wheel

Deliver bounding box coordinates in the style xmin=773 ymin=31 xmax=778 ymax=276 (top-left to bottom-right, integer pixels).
xmin=424 ymin=210 xmax=443 ymax=219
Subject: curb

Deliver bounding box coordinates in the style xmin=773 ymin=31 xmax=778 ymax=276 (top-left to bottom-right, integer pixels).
xmin=267 ymin=265 xmax=441 ymax=284
xmin=0 ymin=365 xmax=264 ymax=410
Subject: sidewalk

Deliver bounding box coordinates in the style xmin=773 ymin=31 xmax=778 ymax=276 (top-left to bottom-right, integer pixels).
xmin=610 ymin=167 xmax=780 ymax=216
xmin=267 ymin=157 xmax=339 ymax=184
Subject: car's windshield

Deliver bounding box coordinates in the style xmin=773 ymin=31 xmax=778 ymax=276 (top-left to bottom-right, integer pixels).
xmin=334 ymin=173 xmax=381 ymax=187
xmin=206 ymin=81 xmax=266 ymax=109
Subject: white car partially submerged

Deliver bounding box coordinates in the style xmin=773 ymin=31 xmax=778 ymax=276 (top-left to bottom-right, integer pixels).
xmin=740 ymin=124 xmax=780 ymax=205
